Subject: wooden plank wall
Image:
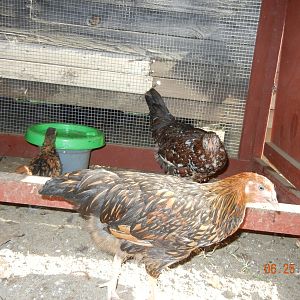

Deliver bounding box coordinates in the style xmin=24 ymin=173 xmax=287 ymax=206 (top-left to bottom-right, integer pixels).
xmin=0 ymin=0 xmax=259 ymax=104
xmin=0 ymin=0 xmax=261 ymax=157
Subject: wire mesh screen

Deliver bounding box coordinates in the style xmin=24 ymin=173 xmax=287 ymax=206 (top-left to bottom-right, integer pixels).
xmin=0 ymin=0 xmax=261 ymax=157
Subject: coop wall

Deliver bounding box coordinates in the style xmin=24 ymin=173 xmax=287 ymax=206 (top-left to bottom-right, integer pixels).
xmin=0 ymin=0 xmax=261 ymax=158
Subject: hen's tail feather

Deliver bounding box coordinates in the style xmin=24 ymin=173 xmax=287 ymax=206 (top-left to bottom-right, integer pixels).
xmin=145 ymin=88 xmax=175 ymax=128
xmin=39 ymin=168 xmax=117 ymax=216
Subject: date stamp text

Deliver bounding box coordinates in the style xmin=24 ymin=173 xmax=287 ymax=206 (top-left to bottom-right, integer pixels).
xmin=263 ymin=263 xmax=296 ymax=274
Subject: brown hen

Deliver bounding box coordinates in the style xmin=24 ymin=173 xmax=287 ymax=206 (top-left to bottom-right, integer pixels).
xmin=39 ymin=167 xmax=277 ymax=299
xmin=145 ymin=88 xmax=228 ymax=182
xmin=16 ymin=127 xmax=61 ymax=177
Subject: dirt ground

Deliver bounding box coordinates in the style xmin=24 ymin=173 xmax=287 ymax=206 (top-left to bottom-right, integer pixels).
xmin=0 ymin=157 xmax=299 ymax=300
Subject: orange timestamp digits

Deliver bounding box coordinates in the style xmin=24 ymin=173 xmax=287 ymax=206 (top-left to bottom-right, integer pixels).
xmin=263 ymin=263 xmax=296 ymax=274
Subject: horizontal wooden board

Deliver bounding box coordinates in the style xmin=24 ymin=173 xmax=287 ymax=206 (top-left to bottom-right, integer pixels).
xmin=242 ymin=202 xmax=300 ymax=235
xmin=0 ymin=171 xmax=299 ymax=235
xmin=0 ymin=40 xmax=153 ymax=94
xmin=0 ymin=40 xmax=248 ymax=102
xmin=153 ymin=77 xmax=248 ymax=103
xmin=0 ymin=58 xmax=153 ymax=94
xmin=0 ymin=41 xmax=151 ymax=75
xmin=253 ymin=158 xmax=300 ymax=205
xmin=151 ymin=60 xmax=252 ymax=83
xmin=5 ymin=0 xmax=258 ymax=52
xmin=31 ymin=0 xmax=258 ymax=16
xmin=0 ymin=78 xmax=243 ymax=125
xmin=0 ymin=134 xmax=253 ymax=174
xmin=0 ymin=39 xmax=250 ymax=102
xmin=31 ymin=0 xmax=218 ymax=39
xmin=0 ymin=7 xmax=257 ymax=96
xmin=30 ymin=0 xmax=259 ymax=43
xmin=264 ymin=142 xmax=300 ymax=190
xmin=33 ymin=0 xmax=224 ymax=15
xmin=0 ymin=38 xmax=153 ymax=93
xmin=0 ymin=17 xmax=256 ymax=65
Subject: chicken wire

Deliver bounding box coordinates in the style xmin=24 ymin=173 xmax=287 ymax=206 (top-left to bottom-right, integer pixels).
xmin=0 ymin=0 xmax=261 ymax=157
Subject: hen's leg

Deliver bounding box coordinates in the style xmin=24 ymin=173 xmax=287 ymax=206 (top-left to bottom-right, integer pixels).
xmin=99 ymin=250 xmax=125 ymax=300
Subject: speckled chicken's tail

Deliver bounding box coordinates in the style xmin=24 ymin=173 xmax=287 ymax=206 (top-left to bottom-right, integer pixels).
xmin=43 ymin=127 xmax=57 ymax=146
xmin=145 ymin=88 xmax=175 ymax=131
xmin=40 ymin=127 xmax=57 ymax=155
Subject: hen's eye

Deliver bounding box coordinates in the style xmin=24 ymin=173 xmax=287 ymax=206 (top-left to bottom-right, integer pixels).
xmin=258 ymin=184 xmax=265 ymax=191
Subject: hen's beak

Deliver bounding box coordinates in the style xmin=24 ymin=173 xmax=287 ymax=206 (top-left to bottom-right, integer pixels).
xmin=269 ymin=190 xmax=279 ymax=208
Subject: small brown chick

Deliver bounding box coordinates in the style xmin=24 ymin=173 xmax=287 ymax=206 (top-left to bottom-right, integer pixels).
xmin=16 ymin=127 xmax=61 ymax=177
xmin=39 ymin=167 xmax=277 ymax=299
xmin=145 ymin=88 xmax=228 ymax=183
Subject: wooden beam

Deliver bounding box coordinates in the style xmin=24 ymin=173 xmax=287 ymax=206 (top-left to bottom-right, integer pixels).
xmin=90 ymin=144 xmax=251 ymax=176
xmin=27 ymin=0 xmax=259 ymax=46
xmin=264 ymin=142 xmax=300 ymax=190
xmin=0 ymin=38 xmax=252 ymax=104
xmin=0 ymin=77 xmax=242 ymax=124
xmin=0 ymin=41 xmax=151 ymax=75
xmin=152 ymin=76 xmax=249 ymax=105
xmin=90 ymin=144 xmax=163 ymax=174
xmin=0 ymin=55 xmax=152 ymax=95
xmin=241 ymin=202 xmax=300 ymax=236
xmin=253 ymin=158 xmax=300 ymax=205
xmin=0 ymin=172 xmax=299 ymax=236
xmin=0 ymin=133 xmax=251 ymax=176
xmin=239 ymin=0 xmax=287 ymax=160
xmin=0 ymin=173 xmax=73 ymax=210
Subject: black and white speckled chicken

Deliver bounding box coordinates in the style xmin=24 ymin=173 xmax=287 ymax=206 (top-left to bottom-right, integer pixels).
xmin=39 ymin=167 xmax=277 ymax=299
xmin=145 ymin=88 xmax=228 ymax=182
xmin=16 ymin=127 xmax=61 ymax=177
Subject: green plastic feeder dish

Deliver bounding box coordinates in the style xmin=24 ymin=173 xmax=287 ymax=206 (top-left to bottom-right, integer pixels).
xmin=25 ymin=123 xmax=105 ymax=173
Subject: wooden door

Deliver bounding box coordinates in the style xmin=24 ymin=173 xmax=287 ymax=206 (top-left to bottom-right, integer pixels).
xmin=264 ymin=0 xmax=300 ymax=190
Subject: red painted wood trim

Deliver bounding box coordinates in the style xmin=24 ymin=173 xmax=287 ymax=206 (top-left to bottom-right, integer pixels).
xmin=91 ymin=145 xmax=253 ymax=178
xmin=264 ymin=142 xmax=300 ymax=190
xmin=90 ymin=144 xmax=162 ymax=173
xmin=0 ymin=173 xmax=299 ymax=236
xmin=0 ymin=175 xmax=73 ymax=210
xmin=0 ymin=134 xmax=39 ymax=158
xmin=239 ymin=0 xmax=287 ymax=160
xmin=0 ymin=133 xmax=251 ymax=176
xmin=253 ymin=158 xmax=300 ymax=205
xmin=241 ymin=205 xmax=300 ymax=236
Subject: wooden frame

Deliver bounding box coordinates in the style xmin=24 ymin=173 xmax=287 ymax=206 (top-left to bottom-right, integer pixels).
xmin=239 ymin=0 xmax=287 ymax=161
xmin=239 ymin=0 xmax=300 ymax=205
xmin=0 ymin=172 xmax=299 ymax=236
xmin=262 ymin=0 xmax=300 ymax=190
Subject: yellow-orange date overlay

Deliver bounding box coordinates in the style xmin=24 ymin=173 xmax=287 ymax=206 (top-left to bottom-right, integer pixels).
xmin=263 ymin=263 xmax=296 ymax=274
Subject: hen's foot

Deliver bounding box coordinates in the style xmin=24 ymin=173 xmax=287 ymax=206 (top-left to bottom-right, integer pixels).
xmin=99 ymin=280 xmax=120 ymax=300
xmin=98 ymin=250 xmax=126 ymax=300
